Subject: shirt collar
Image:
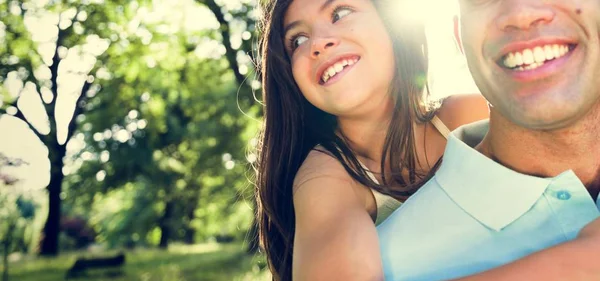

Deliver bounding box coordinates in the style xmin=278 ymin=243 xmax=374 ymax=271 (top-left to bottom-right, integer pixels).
xmin=436 ymin=120 xmax=554 ymax=231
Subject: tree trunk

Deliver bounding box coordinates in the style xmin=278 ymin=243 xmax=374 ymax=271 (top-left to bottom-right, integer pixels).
xmin=183 ymin=201 xmax=196 ymax=245
xmin=182 ymin=187 xmax=201 ymax=245
xmin=158 ymin=200 xmax=175 ymax=249
xmin=38 ymin=23 xmax=69 ymax=257
xmin=39 ymin=141 xmax=66 ymax=256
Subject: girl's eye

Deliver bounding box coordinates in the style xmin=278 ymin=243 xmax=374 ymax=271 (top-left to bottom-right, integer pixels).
xmin=287 ymin=6 xmax=353 ymax=53
xmin=290 ymin=35 xmax=309 ymax=51
xmin=332 ymin=6 xmax=353 ymax=23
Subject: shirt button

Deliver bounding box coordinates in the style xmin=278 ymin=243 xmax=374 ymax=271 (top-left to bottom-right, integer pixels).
xmin=556 ymin=191 xmax=571 ymax=200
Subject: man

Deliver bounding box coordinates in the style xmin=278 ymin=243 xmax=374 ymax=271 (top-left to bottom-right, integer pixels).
xmin=377 ymin=0 xmax=600 ymax=280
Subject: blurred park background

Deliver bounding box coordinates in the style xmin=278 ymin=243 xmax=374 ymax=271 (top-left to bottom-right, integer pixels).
xmin=0 ymin=0 xmax=478 ymax=280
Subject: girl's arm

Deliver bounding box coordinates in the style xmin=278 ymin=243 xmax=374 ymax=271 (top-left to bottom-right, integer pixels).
xmin=292 ymin=151 xmax=383 ymax=281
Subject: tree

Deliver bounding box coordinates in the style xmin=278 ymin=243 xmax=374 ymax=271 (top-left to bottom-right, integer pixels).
xmin=196 ymin=0 xmax=261 ymax=253
xmin=2 ymin=0 xmax=261 ymax=255
xmin=71 ymin=40 xmax=255 ymax=248
xmin=0 ymin=0 xmax=145 ymax=256
xmin=61 ymin=0 xmax=260 ymax=248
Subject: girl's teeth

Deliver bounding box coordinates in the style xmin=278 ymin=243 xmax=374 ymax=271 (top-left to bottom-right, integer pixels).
xmin=327 ymin=67 xmax=336 ymax=77
xmin=321 ymin=58 xmax=359 ymax=83
xmin=334 ymin=63 xmax=343 ymax=72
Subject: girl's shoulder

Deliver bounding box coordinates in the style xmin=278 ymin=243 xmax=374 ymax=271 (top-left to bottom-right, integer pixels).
xmin=436 ymin=94 xmax=490 ymax=131
xmin=293 ymin=146 xmax=353 ymax=195
xmin=293 ymin=146 xmax=375 ymax=214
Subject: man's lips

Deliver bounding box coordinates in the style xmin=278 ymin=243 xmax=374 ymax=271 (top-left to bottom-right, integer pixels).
xmin=491 ymin=37 xmax=579 ymax=74
xmin=496 ymin=43 xmax=579 ymax=83
xmin=497 ymin=43 xmax=576 ymax=70
xmin=494 ymin=37 xmax=578 ymax=62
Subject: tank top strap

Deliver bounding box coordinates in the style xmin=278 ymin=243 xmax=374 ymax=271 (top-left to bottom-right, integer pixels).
xmin=357 ymin=160 xmax=402 ymax=225
xmin=430 ymin=115 xmax=451 ymax=139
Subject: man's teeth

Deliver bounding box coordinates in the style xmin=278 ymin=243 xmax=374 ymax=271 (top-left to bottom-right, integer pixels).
xmin=503 ymin=44 xmax=571 ymax=71
xmin=322 ymin=58 xmax=358 ymax=83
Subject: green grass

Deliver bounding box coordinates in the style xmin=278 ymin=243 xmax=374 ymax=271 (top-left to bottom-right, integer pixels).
xmin=1 ymin=243 xmax=271 ymax=281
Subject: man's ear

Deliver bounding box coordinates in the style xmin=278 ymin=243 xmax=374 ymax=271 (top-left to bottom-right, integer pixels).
xmin=453 ymin=15 xmax=464 ymax=54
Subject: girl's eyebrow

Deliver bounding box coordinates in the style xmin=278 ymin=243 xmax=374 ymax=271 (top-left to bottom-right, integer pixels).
xmin=283 ymin=0 xmax=339 ymax=36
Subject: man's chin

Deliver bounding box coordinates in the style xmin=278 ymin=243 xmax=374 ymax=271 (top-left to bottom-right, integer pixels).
xmin=504 ymin=109 xmax=585 ymax=131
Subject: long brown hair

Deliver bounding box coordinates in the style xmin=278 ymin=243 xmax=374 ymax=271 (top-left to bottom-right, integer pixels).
xmin=255 ymin=0 xmax=438 ymax=279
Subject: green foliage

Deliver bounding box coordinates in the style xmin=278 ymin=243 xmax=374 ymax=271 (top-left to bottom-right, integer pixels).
xmin=0 ymin=153 xmax=44 ymax=281
xmin=57 ymin=0 xmax=262 ymax=249
xmin=2 ymin=0 xmax=261 ymax=260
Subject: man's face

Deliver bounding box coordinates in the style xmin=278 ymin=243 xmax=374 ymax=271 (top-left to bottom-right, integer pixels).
xmin=459 ymin=0 xmax=600 ymax=130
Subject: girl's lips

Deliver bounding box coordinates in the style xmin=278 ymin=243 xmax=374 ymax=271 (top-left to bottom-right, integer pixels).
xmin=315 ymin=55 xmax=361 ymax=84
xmin=319 ymin=59 xmax=358 ymax=86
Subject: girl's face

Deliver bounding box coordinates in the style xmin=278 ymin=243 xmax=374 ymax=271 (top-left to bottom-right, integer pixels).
xmin=283 ymin=0 xmax=396 ymax=118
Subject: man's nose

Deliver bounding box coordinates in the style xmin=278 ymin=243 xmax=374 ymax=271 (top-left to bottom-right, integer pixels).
xmin=495 ymin=0 xmax=555 ymax=31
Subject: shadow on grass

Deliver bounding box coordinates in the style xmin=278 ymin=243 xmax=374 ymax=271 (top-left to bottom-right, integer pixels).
xmin=4 ymin=243 xmax=269 ymax=281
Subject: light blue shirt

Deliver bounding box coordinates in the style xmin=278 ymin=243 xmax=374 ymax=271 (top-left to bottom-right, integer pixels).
xmin=377 ymin=120 xmax=600 ymax=281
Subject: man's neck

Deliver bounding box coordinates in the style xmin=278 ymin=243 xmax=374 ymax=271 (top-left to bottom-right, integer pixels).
xmin=476 ymin=107 xmax=600 ymax=199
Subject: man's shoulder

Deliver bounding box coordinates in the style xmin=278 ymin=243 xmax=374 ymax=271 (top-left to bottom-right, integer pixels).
xmin=376 ymin=120 xmax=491 ymax=237
xmin=377 ymin=177 xmax=447 ymax=230
xmin=451 ymin=119 xmax=489 ymax=148
xmin=376 ymin=175 xmax=476 ymax=280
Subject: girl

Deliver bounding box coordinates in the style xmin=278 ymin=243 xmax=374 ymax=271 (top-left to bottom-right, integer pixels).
xmin=254 ymin=0 xmax=488 ymax=279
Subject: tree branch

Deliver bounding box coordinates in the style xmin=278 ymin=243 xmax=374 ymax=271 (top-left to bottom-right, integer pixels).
xmin=197 ymin=0 xmax=259 ymax=109
xmin=198 ymin=0 xmax=245 ymax=87
xmin=10 ymin=107 xmax=27 ymax=125
xmin=0 ymin=98 xmax=44 ymax=140
xmin=48 ymin=30 xmax=65 ymax=109
xmin=44 ymin=20 xmax=70 ymax=141
xmin=0 ymin=9 xmax=43 ymax=99
xmin=65 ymin=80 xmax=92 ymax=142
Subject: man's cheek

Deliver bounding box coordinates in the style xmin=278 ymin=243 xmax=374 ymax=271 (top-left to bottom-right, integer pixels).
xmin=459 ymin=33 xmax=479 ymax=60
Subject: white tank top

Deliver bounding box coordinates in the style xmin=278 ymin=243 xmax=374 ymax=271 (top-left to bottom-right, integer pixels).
xmin=369 ymin=115 xmax=450 ymax=225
